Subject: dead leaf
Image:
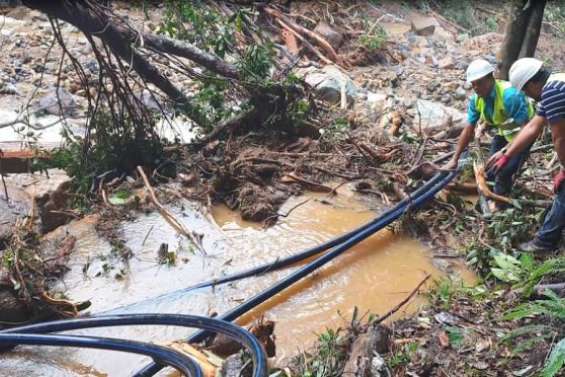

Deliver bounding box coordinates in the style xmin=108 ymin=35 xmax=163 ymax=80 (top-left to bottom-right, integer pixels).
xmin=438 ymin=331 xmax=450 ymax=348
xmin=475 ymin=338 xmax=491 ymax=353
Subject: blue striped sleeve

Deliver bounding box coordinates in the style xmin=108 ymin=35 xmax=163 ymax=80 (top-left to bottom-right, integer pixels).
xmin=502 ymin=86 xmax=530 ymax=125
xmin=539 ymin=81 xmax=565 ymax=123
xmin=467 ymin=94 xmax=479 ymax=126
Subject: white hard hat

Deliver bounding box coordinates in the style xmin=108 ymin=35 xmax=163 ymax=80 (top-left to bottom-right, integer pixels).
xmin=509 ymin=58 xmax=543 ymax=91
xmin=466 ymin=59 xmax=495 ymax=83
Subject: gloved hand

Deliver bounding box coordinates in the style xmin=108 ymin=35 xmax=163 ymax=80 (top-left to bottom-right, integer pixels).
xmin=553 ymin=170 xmax=565 ymax=193
xmin=486 ymin=152 xmax=509 ymax=175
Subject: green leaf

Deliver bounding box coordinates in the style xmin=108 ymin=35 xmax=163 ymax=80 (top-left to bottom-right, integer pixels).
xmin=543 ymin=338 xmax=565 ymax=377
xmin=446 ymin=326 xmax=464 ymax=348
xmin=491 ymin=267 xmax=520 ymax=283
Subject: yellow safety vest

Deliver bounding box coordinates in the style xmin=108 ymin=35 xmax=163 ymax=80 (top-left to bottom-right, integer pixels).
xmin=475 ymin=80 xmax=535 ymax=142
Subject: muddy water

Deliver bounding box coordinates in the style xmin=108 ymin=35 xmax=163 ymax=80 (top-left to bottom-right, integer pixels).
xmin=1 ymin=184 xmax=474 ymax=376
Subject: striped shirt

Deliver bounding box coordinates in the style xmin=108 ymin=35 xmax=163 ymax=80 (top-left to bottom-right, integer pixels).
xmin=537 ymin=75 xmax=565 ymax=123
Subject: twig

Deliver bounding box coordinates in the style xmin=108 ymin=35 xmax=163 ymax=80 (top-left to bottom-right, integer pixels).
xmin=0 ymin=150 xmax=8 ymax=202
xmin=137 ymin=166 xmax=205 ymax=254
xmin=281 ymin=172 xmax=333 ymax=192
xmin=375 ymin=274 xmax=431 ymax=324
xmin=274 ymin=18 xmax=333 ymax=65
xmin=265 ymin=7 xmax=342 ymax=65
xmin=142 ymin=225 xmax=154 ymax=246
xmin=278 ymin=198 xmax=311 ymax=218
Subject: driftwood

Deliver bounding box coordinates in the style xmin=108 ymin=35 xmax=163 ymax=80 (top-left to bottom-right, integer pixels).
xmin=473 ymin=161 xmax=513 ymax=205
xmin=280 ymin=172 xmax=333 ymax=193
xmin=137 ymin=166 xmax=205 ymax=253
xmin=264 ymin=7 xmax=342 ymax=66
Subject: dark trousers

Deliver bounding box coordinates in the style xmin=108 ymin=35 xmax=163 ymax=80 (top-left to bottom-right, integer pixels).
xmin=486 ymin=135 xmax=532 ymax=196
xmin=536 ymin=184 xmax=565 ymax=248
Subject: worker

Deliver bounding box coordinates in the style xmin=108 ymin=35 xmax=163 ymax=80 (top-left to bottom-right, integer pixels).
xmin=444 ymin=59 xmax=535 ymax=208
xmin=487 ymin=58 xmax=565 ymax=253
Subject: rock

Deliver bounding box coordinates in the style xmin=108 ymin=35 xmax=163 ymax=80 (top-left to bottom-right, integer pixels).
xmin=454 ymin=87 xmax=467 ymax=100
xmin=0 ymin=82 xmax=18 ymax=95
xmin=314 ymin=21 xmax=343 ymax=48
xmin=366 ymin=91 xmax=387 ymax=111
xmin=414 ymin=99 xmax=466 ymax=134
xmin=35 ymin=180 xmax=74 ymax=233
xmin=139 ymin=89 xmax=162 ymax=112
xmin=463 ymin=82 xmax=472 ymax=90
xmin=343 ymin=325 xmax=392 ymax=377
xmin=0 ymin=288 xmax=30 ymax=329
xmin=441 ymin=95 xmax=451 ymax=104
xmin=438 ymin=56 xmax=455 ymax=69
xmin=36 ymin=87 xmax=78 ymax=116
xmin=380 ymin=22 xmax=411 ymax=37
xmin=300 ymin=65 xmax=358 ymax=105
xmin=410 ymin=14 xmax=439 ymax=36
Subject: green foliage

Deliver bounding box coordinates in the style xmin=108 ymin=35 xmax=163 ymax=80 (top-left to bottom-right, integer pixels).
xmin=446 ymin=326 xmax=464 ymax=348
xmin=545 ymin=1 xmax=565 ymax=38
xmin=358 ymin=23 xmax=387 ymax=52
xmin=299 ymin=328 xmax=345 ymax=377
xmin=466 ymin=206 xmax=545 ymax=276
xmin=159 ymin=0 xmax=235 ymax=57
xmin=158 ymin=1 xmax=280 ymax=131
xmin=320 ymin=117 xmax=350 ymax=142
xmin=36 ymin=110 xmax=163 ymax=207
xmin=543 ymin=338 xmax=565 ymax=377
xmin=504 ymin=290 xmax=565 ymax=321
xmin=428 ymin=0 xmax=499 ymax=36
xmin=503 ymin=291 xmax=565 ymax=376
xmin=389 ymin=342 xmax=418 ymax=368
xmin=238 ymin=43 xmax=276 ymax=82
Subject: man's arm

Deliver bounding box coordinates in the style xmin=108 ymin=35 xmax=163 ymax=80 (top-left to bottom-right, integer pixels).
xmin=443 ymin=123 xmax=474 ymax=170
xmin=444 ymin=96 xmax=479 ymax=169
xmin=551 ymin=118 xmax=565 ymax=169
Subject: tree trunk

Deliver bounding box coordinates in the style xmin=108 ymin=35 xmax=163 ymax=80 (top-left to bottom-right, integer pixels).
xmin=497 ymin=0 xmax=531 ymax=80
xmin=518 ymin=0 xmax=546 ymax=58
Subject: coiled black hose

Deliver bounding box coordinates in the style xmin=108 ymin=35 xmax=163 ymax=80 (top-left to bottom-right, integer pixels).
xmin=1 ymin=313 xmax=268 ymax=377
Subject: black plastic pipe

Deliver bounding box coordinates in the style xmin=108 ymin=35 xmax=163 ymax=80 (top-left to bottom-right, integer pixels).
xmin=135 ymin=169 xmax=458 ymax=377
xmin=108 ymin=172 xmax=446 ymax=314
xmin=2 ymin=313 xmax=268 ymax=377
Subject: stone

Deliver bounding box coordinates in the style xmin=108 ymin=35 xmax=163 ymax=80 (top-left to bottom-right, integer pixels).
xmin=414 ymin=99 xmax=466 ymax=134
xmin=343 ymin=325 xmax=391 ymax=377
xmin=35 ymin=180 xmax=74 ymax=233
xmin=36 ymin=87 xmax=78 ymax=116
xmin=463 ymin=82 xmax=472 ymax=90
xmin=0 ymin=82 xmax=18 ymax=95
xmin=438 ymin=56 xmax=455 ymax=69
xmin=441 ymin=95 xmax=451 ymax=104
xmin=300 ymin=65 xmax=358 ymax=105
xmin=314 ymin=21 xmax=343 ymax=48
xmin=454 ymin=87 xmax=467 ymax=100
xmin=410 ymin=14 xmax=439 ymax=36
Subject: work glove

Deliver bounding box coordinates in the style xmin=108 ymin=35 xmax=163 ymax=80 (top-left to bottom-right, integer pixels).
xmin=553 ymin=170 xmax=565 ymax=193
xmin=486 ymin=152 xmax=509 ymax=176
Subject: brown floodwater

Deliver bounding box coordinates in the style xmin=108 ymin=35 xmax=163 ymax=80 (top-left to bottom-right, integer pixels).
xmin=1 ymin=184 xmax=474 ymax=376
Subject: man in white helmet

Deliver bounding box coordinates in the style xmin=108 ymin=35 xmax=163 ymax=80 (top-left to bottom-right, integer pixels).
xmin=444 ymin=59 xmax=535 ymax=205
xmin=487 ymin=57 xmax=565 ymax=252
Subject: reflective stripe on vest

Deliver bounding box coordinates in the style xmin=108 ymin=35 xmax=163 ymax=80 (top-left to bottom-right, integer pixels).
xmin=475 ymin=80 xmax=534 ymax=142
